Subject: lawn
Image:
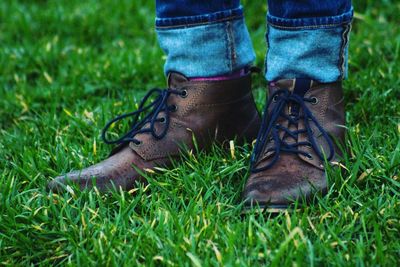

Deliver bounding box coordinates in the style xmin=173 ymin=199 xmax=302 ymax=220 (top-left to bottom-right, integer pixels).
xmin=0 ymin=0 xmax=399 ymax=265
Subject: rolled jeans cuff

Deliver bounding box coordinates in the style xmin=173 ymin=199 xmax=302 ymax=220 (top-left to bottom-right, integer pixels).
xmin=266 ymin=8 xmax=353 ymax=82
xmin=156 ymin=7 xmax=255 ymax=77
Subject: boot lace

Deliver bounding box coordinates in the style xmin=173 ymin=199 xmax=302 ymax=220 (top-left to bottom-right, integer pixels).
xmin=250 ymin=88 xmax=335 ymax=173
xmin=101 ymin=88 xmax=187 ymax=145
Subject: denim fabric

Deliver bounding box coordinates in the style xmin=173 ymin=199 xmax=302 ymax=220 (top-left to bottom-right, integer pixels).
xmin=266 ymin=23 xmax=351 ymax=82
xmin=156 ymin=0 xmax=240 ymax=20
xmin=156 ymin=7 xmax=244 ymax=28
xmin=267 ymin=8 xmax=353 ymax=29
xmin=265 ymin=5 xmax=353 ymax=82
xmin=156 ymin=1 xmax=255 ymax=77
xmin=268 ymin=0 xmax=352 ymax=20
xmin=155 ymin=0 xmax=353 ymax=81
xmin=157 ymin=16 xmax=256 ymax=77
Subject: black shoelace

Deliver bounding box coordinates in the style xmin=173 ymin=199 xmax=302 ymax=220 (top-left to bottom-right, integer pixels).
xmin=250 ymin=88 xmax=335 ymax=173
xmin=101 ymin=87 xmax=187 ymax=145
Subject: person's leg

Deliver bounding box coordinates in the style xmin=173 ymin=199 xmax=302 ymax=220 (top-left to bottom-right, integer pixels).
xmin=155 ymin=0 xmax=255 ymax=78
xmin=266 ymin=0 xmax=352 ymax=82
xmin=49 ymin=1 xmax=261 ymax=193
xmin=243 ymin=0 xmax=352 ymax=211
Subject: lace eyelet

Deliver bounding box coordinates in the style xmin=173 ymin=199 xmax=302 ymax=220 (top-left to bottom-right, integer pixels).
xmin=159 ymin=117 xmax=166 ymax=123
xmin=170 ymin=104 xmax=178 ymax=112
xmin=310 ymin=97 xmax=319 ymax=105
xmin=134 ymin=140 xmax=142 ymax=146
xmin=180 ymin=90 xmax=188 ymax=98
xmin=272 ymin=95 xmax=279 ymax=102
xmin=306 ymin=154 xmax=313 ymax=160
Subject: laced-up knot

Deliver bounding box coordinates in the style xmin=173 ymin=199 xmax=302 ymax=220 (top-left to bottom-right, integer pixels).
xmin=101 ymin=87 xmax=187 ymax=145
xmin=250 ymin=87 xmax=335 ymax=173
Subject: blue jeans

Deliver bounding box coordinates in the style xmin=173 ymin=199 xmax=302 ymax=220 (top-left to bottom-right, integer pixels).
xmin=156 ymin=1 xmax=353 ymax=82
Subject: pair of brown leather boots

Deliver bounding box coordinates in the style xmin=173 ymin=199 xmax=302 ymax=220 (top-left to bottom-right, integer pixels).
xmin=48 ymin=70 xmax=345 ymax=211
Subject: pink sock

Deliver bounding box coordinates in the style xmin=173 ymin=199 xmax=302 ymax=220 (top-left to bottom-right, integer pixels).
xmin=189 ymin=69 xmax=246 ymax=81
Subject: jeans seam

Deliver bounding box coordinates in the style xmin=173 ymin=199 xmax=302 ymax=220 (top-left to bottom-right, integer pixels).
xmin=268 ymin=21 xmax=351 ymax=30
xmin=156 ymin=6 xmax=244 ymax=29
xmin=265 ymin=24 xmax=270 ymax=79
xmin=224 ymin=22 xmax=231 ymax=72
xmin=156 ymin=15 xmax=243 ymax=30
xmin=266 ymin=8 xmax=353 ymax=29
xmin=338 ymin=23 xmax=351 ymax=79
xmin=226 ymin=21 xmax=237 ymax=71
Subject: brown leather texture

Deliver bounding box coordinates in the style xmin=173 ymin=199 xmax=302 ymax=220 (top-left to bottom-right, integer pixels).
xmin=243 ymin=79 xmax=345 ymax=207
xmin=48 ymin=72 xmax=261 ymax=192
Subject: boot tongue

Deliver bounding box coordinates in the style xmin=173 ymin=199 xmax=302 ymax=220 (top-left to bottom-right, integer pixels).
xmin=270 ymin=78 xmax=312 ymax=97
xmin=167 ymin=72 xmax=189 ymax=89
xmin=273 ymin=78 xmax=312 ymax=146
xmin=270 ymin=79 xmax=295 ymax=91
xmin=292 ymin=78 xmax=312 ymax=97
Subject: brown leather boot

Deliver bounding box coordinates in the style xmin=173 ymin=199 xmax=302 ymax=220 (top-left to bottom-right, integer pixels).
xmin=48 ymin=71 xmax=261 ymax=192
xmin=243 ymin=78 xmax=345 ymax=211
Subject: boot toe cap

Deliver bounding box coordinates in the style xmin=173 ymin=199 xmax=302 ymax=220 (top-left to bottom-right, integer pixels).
xmin=47 ymin=171 xmax=85 ymax=193
xmin=243 ymin=179 xmax=291 ymax=209
xmin=243 ymin=171 xmax=327 ymax=209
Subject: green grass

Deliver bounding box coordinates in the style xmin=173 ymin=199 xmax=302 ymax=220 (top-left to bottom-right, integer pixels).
xmin=1 ymin=0 xmax=399 ymax=265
